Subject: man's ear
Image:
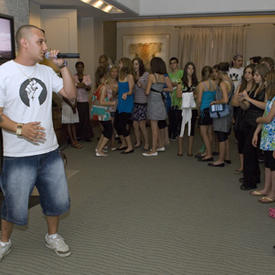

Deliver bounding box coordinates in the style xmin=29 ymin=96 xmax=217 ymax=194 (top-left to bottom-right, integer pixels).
xmin=20 ymin=38 xmax=28 ymax=49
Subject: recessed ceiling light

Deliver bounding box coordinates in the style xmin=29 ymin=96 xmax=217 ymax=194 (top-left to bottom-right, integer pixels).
xmin=80 ymin=0 xmax=124 ymax=13
xmin=92 ymin=0 xmax=104 ymax=9
xmin=102 ymin=5 xmax=113 ymax=13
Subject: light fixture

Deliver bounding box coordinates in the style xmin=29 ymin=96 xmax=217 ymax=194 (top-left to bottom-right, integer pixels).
xmin=80 ymin=0 xmax=124 ymax=14
xmin=92 ymin=0 xmax=104 ymax=9
xmin=102 ymin=5 xmax=112 ymax=13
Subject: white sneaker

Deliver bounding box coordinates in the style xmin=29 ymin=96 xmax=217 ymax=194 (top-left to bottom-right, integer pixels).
xmin=142 ymin=152 xmax=158 ymax=157
xmin=96 ymin=152 xmax=108 ymax=157
xmin=157 ymin=147 xmax=165 ymax=152
xmin=45 ymin=233 xmax=71 ymax=257
xmin=0 ymin=240 xmax=12 ymax=261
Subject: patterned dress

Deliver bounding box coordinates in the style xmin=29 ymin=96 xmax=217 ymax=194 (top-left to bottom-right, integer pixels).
xmin=90 ymin=85 xmax=111 ymax=121
xmin=260 ymin=96 xmax=275 ymax=152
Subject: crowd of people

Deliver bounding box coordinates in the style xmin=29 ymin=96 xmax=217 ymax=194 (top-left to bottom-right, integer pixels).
xmin=62 ymin=53 xmax=275 ymax=202
xmin=0 ymin=23 xmax=274 ymax=262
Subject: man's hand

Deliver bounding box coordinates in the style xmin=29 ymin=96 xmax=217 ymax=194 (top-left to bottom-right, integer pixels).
xmin=21 ymin=122 xmax=45 ymax=143
xmin=46 ymin=50 xmax=64 ymax=68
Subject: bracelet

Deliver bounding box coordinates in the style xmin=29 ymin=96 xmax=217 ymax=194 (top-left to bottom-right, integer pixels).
xmin=16 ymin=123 xmax=23 ymax=136
xmin=59 ymin=60 xmax=68 ymax=69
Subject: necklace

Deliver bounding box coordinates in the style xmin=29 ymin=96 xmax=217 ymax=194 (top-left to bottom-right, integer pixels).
xmin=15 ymin=62 xmax=38 ymax=100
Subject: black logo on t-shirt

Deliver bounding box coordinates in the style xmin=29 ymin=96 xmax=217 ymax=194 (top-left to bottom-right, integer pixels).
xmin=229 ymin=73 xmax=240 ymax=82
xmin=19 ymin=78 xmax=47 ymax=107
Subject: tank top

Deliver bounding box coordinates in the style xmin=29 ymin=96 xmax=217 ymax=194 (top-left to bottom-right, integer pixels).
xmin=117 ymin=81 xmax=134 ymax=113
xmin=200 ymin=81 xmax=216 ymax=111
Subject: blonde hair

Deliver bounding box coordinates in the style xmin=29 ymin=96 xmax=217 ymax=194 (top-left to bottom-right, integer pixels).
xmin=119 ymin=57 xmax=133 ymax=80
xmin=265 ymin=71 xmax=275 ymax=101
xmin=105 ymin=65 xmax=118 ymax=85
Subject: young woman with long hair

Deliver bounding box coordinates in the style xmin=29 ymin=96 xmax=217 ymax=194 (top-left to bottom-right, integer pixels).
xmin=208 ymin=62 xmax=234 ymax=167
xmin=251 ymin=71 xmax=275 ymax=201
xmin=231 ymin=64 xmax=256 ymax=172
xmin=196 ymin=66 xmax=216 ymax=161
xmin=115 ymin=57 xmax=135 ymax=154
xmin=91 ymin=66 xmax=116 ymax=156
xmin=132 ymin=57 xmax=149 ymax=150
xmin=142 ymin=57 xmax=173 ymax=157
xmin=74 ymin=61 xmax=93 ymax=142
xmin=238 ymin=63 xmax=270 ymax=190
xmin=106 ymin=65 xmax=119 ymax=150
xmin=176 ymin=62 xmax=198 ymax=156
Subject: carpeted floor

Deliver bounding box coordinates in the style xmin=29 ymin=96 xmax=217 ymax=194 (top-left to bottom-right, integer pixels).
xmin=1 ymin=137 xmax=275 ymax=274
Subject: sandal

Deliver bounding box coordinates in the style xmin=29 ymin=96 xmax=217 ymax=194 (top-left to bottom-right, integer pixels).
xmin=250 ymin=190 xmax=267 ymax=196
xmin=72 ymin=142 xmax=82 ymax=149
xmin=117 ymin=146 xmax=127 ymax=151
xmin=259 ymin=196 xmax=275 ymax=203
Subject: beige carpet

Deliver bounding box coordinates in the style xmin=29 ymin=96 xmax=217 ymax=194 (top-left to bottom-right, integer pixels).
xmin=1 ymin=138 xmax=275 ymax=274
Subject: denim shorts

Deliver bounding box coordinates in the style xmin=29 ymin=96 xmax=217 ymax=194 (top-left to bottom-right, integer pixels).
xmin=0 ymin=149 xmax=70 ymax=225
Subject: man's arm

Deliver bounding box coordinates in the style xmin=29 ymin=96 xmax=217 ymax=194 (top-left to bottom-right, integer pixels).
xmin=0 ymin=108 xmax=45 ymax=143
xmin=48 ymin=50 xmax=76 ymax=100
xmin=58 ymin=66 xmax=77 ymax=100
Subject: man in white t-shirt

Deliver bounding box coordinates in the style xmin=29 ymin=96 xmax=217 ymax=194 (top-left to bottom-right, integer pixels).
xmin=0 ymin=25 xmax=76 ymax=260
xmin=228 ymin=54 xmax=244 ymax=93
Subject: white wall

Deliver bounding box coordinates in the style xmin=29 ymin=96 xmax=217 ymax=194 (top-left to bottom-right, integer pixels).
xmin=29 ymin=4 xmax=104 ymax=86
xmin=139 ymin=0 xmax=275 ymax=15
xmin=78 ymin=17 xmax=104 ymax=85
xmin=246 ymin=24 xmax=275 ymax=59
xmin=117 ymin=17 xmax=275 ymax=64
xmin=29 ymin=1 xmax=41 ymax=28
xmin=0 ymin=0 xmax=29 ymax=34
xmin=112 ymin=0 xmax=140 ymax=14
xmin=40 ymin=9 xmax=78 ymax=72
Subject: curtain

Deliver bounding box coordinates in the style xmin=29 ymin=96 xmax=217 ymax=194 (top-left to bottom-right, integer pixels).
xmin=178 ymin=26 xmax=246 ymax=79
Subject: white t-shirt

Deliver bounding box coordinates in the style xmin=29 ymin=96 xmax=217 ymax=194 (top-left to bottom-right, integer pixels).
xmin=228 ymin=67 xmax=244 ymax=93
xmin=0 ymin=60 xmax=63 ymax=157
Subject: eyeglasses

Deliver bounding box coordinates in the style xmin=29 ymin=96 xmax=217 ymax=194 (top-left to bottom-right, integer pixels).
xmin=170 ymin=61 xmax=177 ymax=65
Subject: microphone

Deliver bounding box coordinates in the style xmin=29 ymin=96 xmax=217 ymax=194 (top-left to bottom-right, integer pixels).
xmin=45 ymin=52 xmax=80 ymax=59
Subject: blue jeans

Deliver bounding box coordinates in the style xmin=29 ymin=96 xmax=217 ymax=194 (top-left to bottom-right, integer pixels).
xmin=0 ymin=149 xmax=70 ymax=225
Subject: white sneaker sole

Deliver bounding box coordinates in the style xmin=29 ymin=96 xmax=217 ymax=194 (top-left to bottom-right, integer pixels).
xmin=0 ymin=246 xmax=12 ymax=261
xmin=142 ymin=152 xmax=158 ymax=157
xmin=45 ymin=242 xmax=71 ymax=257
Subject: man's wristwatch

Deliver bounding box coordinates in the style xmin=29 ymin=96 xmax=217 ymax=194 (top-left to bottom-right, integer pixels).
xmin=16 ymin=123 xmax=23 ymax=136
xmin=59 ymin=60 xmax=68 ymax=69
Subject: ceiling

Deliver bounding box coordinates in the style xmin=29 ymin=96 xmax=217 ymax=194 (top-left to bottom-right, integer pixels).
xmin=31 ymin=0 xmax=138 ymax=19
xmin=31 ymin=0 xmax=275 ymax=20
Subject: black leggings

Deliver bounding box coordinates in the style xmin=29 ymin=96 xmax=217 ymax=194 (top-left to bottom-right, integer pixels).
xmin=100 ymin=121 xmax=113 ymax=139
xmin=190 ymin=109 xmax=198 ymax=137
xmin=169 ymin=108 xmax=182 ymax=138
xmin=116 ymin=112 xmax=131 ymax=137
xmin=243 ymin=124 xmax=260 ymax=187
xmin=158 ymin=120 xmax=167 ymax=129
xmin=215 ymin=131 xmax=229 ymax=142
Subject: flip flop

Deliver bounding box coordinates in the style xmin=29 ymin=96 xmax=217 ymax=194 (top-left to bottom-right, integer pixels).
xmin=250 ymin=190 xmax=267 ymax=196
xmin=259 ymin=197 xmax=275 ymax=203
xmin=117 ymin=146 xmax=127 ymax=151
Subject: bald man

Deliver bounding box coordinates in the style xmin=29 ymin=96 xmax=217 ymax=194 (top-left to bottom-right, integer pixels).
xmin=0 ymin=24 xmax=76 ymax=260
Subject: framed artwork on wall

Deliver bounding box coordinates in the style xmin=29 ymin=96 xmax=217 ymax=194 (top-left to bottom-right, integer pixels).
xmin=122 ymin=34 xmax=170 ymax=69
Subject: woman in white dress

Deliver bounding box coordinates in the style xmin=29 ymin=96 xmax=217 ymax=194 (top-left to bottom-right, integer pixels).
xmin=62 ymin=97 xmax=82 ymax=148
